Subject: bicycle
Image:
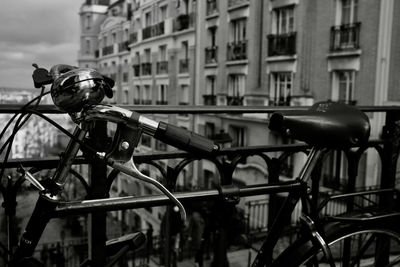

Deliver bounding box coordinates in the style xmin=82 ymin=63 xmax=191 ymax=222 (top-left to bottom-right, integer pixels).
xmin=1 ymin=64 xmax=399 ymax=266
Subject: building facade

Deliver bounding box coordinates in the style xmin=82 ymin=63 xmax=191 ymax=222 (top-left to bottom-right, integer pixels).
xmin=77 ymin=0 xmax=400 ymax=233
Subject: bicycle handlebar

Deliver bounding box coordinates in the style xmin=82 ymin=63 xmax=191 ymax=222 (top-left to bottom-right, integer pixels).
xmin=83 ymin=105 xmax=219 ymax=156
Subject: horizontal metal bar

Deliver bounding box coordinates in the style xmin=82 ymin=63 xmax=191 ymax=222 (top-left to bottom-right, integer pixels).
xmin=52 ymin=181 xmax=302 ymax=217
xmin=1 ymin=104 xmax=400 ymax=114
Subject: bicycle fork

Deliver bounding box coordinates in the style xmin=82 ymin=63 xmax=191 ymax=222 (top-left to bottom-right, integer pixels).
xmin=10 ymin=127 xmax=86 ymax=266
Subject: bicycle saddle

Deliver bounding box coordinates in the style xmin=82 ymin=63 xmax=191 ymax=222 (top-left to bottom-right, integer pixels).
xmin=268 ymin=101 xmax=370 ymax=148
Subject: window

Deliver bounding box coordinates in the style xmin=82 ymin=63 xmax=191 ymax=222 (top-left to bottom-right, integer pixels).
xmin=228 ymin=74 xmax=245 ymax=105
xmin=123 ymin=90 xmax=129 ymax=104
xmin=112 ymin=32 xmax=117 ymax=43
xmin=180 ymin=84 xmax=189 ymax=105
xmin=85 ymin=39 xmax=91 ymax=54
xmin=155 ymin=140 xmax=167 ymax=151
xmin=141 ymin=135 xmax=151 ymax=147
xmin=85 ymin=14 xmax=92 ymax=29
xmin=158 ymin=84 xmax=168 ymax=104
xmin=205 ymin=122 xmax=215 ymax=139
xmin=159 ymin=45 xmax=167 ymax=61
xmin=231 ymin=18 xmax=246 ymax=43
xmin=332 ymin=70 xmax=355 ymax=104
xmin=143 ymin=85 xmax=151 ymax=104
xmin=229 ymin=126 xmax=246 ymax=147
xmin=182 ymin=41 xmax=189 ymax=59
xmin=273 ymin=6 xmax=294 ymax=34
xmin=340 ymin=0 xmax=358 ymax=25
xmin=209 ymin=27 xmax=217 ymax=47
xmin=134 ymin=86 xmax=141 ymax=104
xmin=159 ymin=5 xmax=167 ymax=21
xmin=145 ymin=12 xmax=152 ymax=27
xmin=144 ymin=49 xmax=151 ymax=62
xmin=206 ymin=76 xmax=216 ymax=95
xmin=270 ymin=72 xmax=292 ymax=106
xmin=122 ymin=72 xmax=128 ymax=83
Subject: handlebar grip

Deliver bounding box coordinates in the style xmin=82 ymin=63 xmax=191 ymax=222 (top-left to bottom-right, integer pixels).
xmin=154 ymin=122 xmax=218 ymax=156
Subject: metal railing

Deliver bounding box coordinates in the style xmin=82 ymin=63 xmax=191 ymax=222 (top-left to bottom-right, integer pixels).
xmin=267 ymin=32 xmax=296 ymax=56
xmin=1 ymin=104 xmax=400 ymax=267
xmin=227 ymin=40 xmax=247 ymax=61
xmin=330 ymin=22 xmax=361 ymax=51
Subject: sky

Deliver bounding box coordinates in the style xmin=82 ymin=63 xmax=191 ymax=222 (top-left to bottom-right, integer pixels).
xmin=0 ymin=1 xmax=83 ymax=89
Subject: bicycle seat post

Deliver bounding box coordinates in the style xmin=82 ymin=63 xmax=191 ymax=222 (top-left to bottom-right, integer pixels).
xmin=297 ymin=147 xmax=323 ymax=183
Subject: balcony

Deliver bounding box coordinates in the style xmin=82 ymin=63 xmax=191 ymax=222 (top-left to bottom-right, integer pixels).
xmin=102 ymin=45 xmax=114 ymax=56
xmin=118 ymin=41 xmax=130 ymax=53
xmin=227 ymin=95 xmax=244 ymax=106
xmin=205 ymin=46 xmax=218 ymax=64
xmin=173 ymin=13 xmax=195 ymax=32
xmin=203 ymin=94 xmax=217 ymax=105
xmin=142 ymin=21 xmax=165 ymax=40
xmin=141 ymin=63 xmax=152 ymax=76
xmin=0 ymin=104 xmax=399 ymax=267
xmin=227 ymin=40 xmax=247 ymax=61
xmin=179 ymin=58 xmax=189 ymax=73
xmin=330 ymin=22 xmax=361 ymax=51
xmin=267 ymin=32 xmax=297 ymax=57
xmin=206 ymin=0 xmax=218 ymax=16
xmin=156 ymin=61 xmax=169 ymax=75
xmin=156 ymin=100 xmax=168 ymax=105
xmin=132 ymin=64 xmax=140 ymax=77
xmin=134 ymin=99 xmax=152 ymax=105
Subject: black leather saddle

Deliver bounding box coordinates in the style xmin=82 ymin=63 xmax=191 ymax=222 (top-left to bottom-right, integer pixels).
xmin=268 ymin=101 xmax=370 ymax=148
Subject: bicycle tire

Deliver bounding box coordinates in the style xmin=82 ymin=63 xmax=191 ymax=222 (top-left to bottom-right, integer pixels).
xmin=271 ymin=220 xmax=400 ymax=267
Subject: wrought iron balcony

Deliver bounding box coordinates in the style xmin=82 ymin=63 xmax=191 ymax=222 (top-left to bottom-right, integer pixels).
xmin=205 ymin=46 xmax=218 ymax=64
xmin=156 ymin=100 xmax=168 ymax=105
xmin=227 ymin=95 xmax=244 ymax=106
xmin=156 ymin=61 xmax=169 ymax=75
xmin=179 ymin=58 xmax=189 ymax=73
xmin=330 ymin=22 xmax=361 ymax=51
xmin=118 ymin=41 xmax=130 ymax=53
xmin=267 ymin=32 xmax=297 ymax=56
xmin=141 ymin=62 xmax=152 ymax=76
xmin=102 ymin=45 xmax=114 ymax=56
xmin=203 ymin=94 xmax=217 ymax=105
xmin=173 ymin=13 xmax=195 ymax=32
xmin=227 ymin=40 xmax=247 ymax=61
xmin=142 ymin=21 xmax=165 ymax=40
xmin=1 ymin=104 xmax=400 ymax=267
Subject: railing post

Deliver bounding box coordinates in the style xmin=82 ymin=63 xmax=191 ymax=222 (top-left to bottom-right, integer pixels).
xmin=381 ymin=111 xmax=400 ymax=189
xmin=87 ymin=121 xmax=108 ymax=266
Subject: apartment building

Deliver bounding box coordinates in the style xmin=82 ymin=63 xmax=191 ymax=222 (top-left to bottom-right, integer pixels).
xmin=77 ymin=0 xmax=400 ymax=232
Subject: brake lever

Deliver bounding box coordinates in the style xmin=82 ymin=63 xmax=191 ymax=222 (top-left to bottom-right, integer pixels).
xmin=109 ymin=158 xmax=187 ymax=222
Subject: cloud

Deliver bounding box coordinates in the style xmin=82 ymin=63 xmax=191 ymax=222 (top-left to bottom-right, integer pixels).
xmin=0 ymin=0 xmax=83 ymax=88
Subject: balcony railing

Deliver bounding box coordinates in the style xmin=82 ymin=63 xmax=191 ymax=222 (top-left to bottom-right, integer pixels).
xmin=156 ymin=61 xmax=169 ymax=75
xmin=142 ymin=21 xmax=165 ymax=40
xmin=102 ymin=45 xmax=114 ymax=56
xmin=228 ymin=0 xmax=249 ymax=8
xmin=227 ymin=95 xmax=244 ymax=106
xmin=118 ymin=41 xmax=130 ymax=53
xmin=134 ymin=99 xmax=152 ymax=105
xmin=141 ymin=62 xmax=152 ymax=76
xmin=173 ymin=13 xmax=195 ymax=32
xmin=330 ymin=22 xmax=361 ymax=51
xmin=179 ymin=58 xmax=189 ymax=73
xmin=203 ymin=94 xmax=217 ymax=105
xmin=267 ymin=32 xmax=297 ymax=56
xmin=205 ymin=46 xmax=218 ymax=64
xmin=156 ymin=100 xmax=168 ymax=105
xmin=227 ymin=40 xmax=247 ymax=61
xmin=1 ymin=105 xmax=400 ymax=267
xmin=206 ymin=0 xmax=218 ymax=16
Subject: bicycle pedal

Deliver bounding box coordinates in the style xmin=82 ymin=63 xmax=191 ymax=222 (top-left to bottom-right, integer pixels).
xmin=105 ymin=232 xmax=146 ymax=256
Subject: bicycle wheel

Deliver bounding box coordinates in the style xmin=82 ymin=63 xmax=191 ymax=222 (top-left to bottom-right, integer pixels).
xmin=272 ymin=220 xmax=400 ymax=267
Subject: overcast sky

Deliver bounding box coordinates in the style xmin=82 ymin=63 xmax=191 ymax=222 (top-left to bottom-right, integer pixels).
xmin=0 ymin=1 xmax=83 ymax=88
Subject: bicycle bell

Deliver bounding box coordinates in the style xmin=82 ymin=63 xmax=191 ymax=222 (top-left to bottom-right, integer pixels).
xmin=50 ymin=68 xmax=114 ymax=113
